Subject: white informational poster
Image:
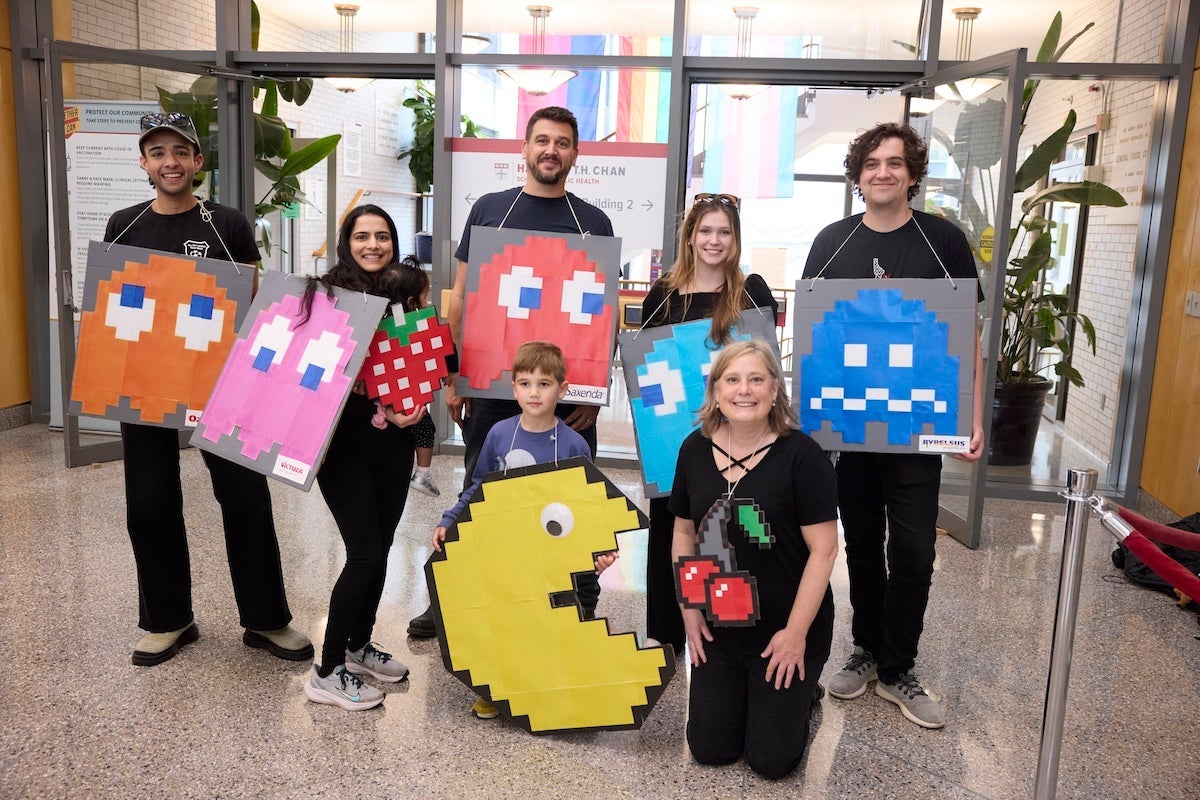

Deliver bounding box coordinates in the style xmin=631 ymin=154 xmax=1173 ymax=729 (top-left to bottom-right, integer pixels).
xmin=450 ymin=139 xmax=668 ymax=264
xmin=56 ymin=100 xmax=158 ymax=321
xmin=342 ymin=121 xmax=363 ymax=178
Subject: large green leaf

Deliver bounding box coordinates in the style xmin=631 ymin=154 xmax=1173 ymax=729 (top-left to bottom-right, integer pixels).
xmin=251 ymin=0 xmax=260 ymax=51
xmin=276 ymin=134 xmax=341 ymax=180
xmin=1015 ymin=110 xmax=1076 ymax=192
xmin=255 ymin=113 xmax=291 ymax=159
xmin=1020 ymin=180 xmax=1127 ymax=213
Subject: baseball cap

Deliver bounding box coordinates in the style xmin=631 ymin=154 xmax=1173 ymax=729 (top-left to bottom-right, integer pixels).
xmin=138 ymin=112 xmax=201 ymax=151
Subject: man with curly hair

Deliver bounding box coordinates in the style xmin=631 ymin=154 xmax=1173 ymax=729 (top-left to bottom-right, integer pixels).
xmin=802 ymin=122 xmax=984 ymax=729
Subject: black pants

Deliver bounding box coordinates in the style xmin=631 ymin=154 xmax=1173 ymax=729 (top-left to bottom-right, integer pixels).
xmin=644 ymin=496 xmax=684 ymax=649
xmin=120 ymin=422 xmax=292 ymax=633
xmin=686 ymin=635 xmax=825 ymax=780
xmin=836 ymin=451 xmax=942 ymax=683
xmin=460 ymin=396 xmax=601 ymax=613
xmin=315 ymin=415 xmax=415 ymax=669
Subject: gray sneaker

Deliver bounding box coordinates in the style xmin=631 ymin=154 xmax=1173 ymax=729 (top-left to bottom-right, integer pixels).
xmin=876 ymin=671 xmax=945 ymax=729
xmin=344 ymin=642 xmax=409 ymax=683
xmin=304 ymin=665 xmax=385 ymax=711
xmin=826 ymin=646 xmax=877 ymax=699
xmin=409 ymin=472 xmax=440 ymax=497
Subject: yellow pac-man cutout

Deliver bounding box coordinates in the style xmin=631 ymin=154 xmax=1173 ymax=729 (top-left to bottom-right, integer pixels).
xmin=427 ymin=457 xmax=675 ymax=734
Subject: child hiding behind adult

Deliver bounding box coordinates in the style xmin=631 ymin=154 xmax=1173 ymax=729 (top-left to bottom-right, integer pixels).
xmin=301 ymin=205 xmax=426 ymax=711
xmin=389 ymin=256 xmax=454 ymax=499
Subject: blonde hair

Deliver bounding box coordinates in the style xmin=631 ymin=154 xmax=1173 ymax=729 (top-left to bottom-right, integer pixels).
xmin=512 ymin=340 xmax=567 ymax=383
xmin=659 ymin=200 xmax=747 ymax=344
xmin=697 ymin=339 xmax=796 ymax=437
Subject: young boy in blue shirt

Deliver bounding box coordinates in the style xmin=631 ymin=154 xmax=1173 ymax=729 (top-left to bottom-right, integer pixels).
xmin=431 ymin=340 xmax=616 ymax=719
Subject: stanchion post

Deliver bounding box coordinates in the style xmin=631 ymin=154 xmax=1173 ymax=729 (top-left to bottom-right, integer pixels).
xmin=1033 ymin=468 xmax=1098 ymax=800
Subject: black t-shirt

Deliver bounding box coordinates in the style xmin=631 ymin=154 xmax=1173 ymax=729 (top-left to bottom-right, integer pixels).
xmin=802 ymin=210 xmax=981 ymax=301
xmin=103 ymin=199 xmax=261 ymax=265
xmin=668 ymin=429 xmax=838 ymax=653
xmin=642 ymin=272 xmax=779 ymax=329
xmin=454 ymin=187 xmax=614 ymax=263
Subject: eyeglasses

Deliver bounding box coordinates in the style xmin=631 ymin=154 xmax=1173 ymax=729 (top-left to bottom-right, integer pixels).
xmin=140 ymin=112 xmax=193 ymax=131
xmin=694 ymin=193 xmax=741 ymax=210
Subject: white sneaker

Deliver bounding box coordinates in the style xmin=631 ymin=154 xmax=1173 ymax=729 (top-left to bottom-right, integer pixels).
xmin=304 ymin=665 xmax=384 ymax=711
xmin=409 ymin=472 xmax=440 ymax=497
xmin=344 ymin=642 xmax=409 ymax=682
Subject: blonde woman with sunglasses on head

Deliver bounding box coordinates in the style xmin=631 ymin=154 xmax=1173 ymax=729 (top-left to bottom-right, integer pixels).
xmin=639 ymin=194 xmax=778 ymax=655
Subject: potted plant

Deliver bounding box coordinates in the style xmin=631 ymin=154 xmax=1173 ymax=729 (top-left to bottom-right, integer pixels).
xmin=155 ymin=1 xmax=341 ymax=254
xmin=986 ymin=14 xmax=1128 ymax=465
xmin=397 ymin=80 xmax=482 ymax=262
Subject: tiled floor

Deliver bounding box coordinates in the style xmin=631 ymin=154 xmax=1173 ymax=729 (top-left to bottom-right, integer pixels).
xmin=1 ymin=423 xmax=1197 ymax=799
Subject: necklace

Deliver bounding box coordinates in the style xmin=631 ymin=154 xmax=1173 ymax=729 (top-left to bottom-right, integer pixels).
xmin=723 ymin=422 xmax=772 ymax=499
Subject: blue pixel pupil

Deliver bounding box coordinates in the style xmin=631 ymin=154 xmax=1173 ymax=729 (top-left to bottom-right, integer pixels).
xmin=252 ymin=347 xmax=276 ymax=372
xmin=120 ymin=284 xmax=147 ymax=308
xmin=300 ymin=363 xmax=325 ymax=390
xmin=519 ymin=286 xmax=542 ymax=309
xmin=581 ymin=292 xmax=604 ymax=314
xmin=189 ymin=293 xmax=215 ymax=320
xmin=641 ymin=384 xmax=665 ymax=407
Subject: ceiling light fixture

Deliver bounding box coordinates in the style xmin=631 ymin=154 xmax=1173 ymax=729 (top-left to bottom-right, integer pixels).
xmin=324 ymin=4 xmax=374 ymax=94
xmin=722 ymin=7 xmax=768 ymax=101
xmin=498 ymin=5 xmax=577 ymax=96
xmin=461 ymin=34 xmax=492 ymax=55
xmin=935 ymin=7 xmax=1001 ymax=102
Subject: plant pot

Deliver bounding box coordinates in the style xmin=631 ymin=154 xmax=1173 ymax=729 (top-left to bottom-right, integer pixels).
xmin=988 ymin=378 xmax=1052 ymax=466
xmin=415 ymin=232 xmax=433 ymax=264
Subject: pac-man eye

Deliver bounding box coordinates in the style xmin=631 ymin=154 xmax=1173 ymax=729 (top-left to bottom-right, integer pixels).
xmin=638 ymin=360 xmax=686 ymax=417
xmin=540 ymin=502 xmax=574 ymax=537
xmin=497 ymin=265 xmax=543 ymax=320
xmin=175 ymin=293 xmax=225 ymax=351
xmin=296 ymin=330 xmax=346 ymax=391
xmin=105 ymin=282 xmax=156 ymax=341
xmin=560 ymin=270 xmax=606 ymax=324
xmin=248 ymin=314 xmax=294 ymax=372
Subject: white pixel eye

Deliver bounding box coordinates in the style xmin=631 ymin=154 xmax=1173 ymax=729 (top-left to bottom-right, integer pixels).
xmin=497 ymin=265 xmax=543 ymax=320
xmin=248 ymin=314 xmax=294 ymax=373
xmin=296 ymin=330 xmax=346 ymax=391
xmin=638 ymin=360 xmax=686 ymax=417
xmin=175 ymin=293 xmax=225 ymax=352
xmin=889 ymin=343 xmax=913 ymax=367
xmin=561 ymin=269 xmax=606 ymax=324
xmin=105 ymin=283 xmax=156 ymax=341
xmin=844 ymin=343 xmax=867 ymax=367
xmin=541 ymin=502 xmax=574 ymax=537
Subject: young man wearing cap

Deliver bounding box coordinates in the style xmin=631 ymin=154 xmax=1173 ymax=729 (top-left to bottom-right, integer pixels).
xmin=103 ymin=112 xmax=312 ymax=667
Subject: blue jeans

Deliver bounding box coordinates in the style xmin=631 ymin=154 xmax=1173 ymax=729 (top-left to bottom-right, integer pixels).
xmin=836 ymin=451 xmax=943 ymax=682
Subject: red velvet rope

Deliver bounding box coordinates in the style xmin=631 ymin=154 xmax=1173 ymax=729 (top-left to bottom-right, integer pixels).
xmin=1120 ymin=531 xmax=1200 ymax=601
xmin=1117 ymin=507 xmax=1200 ymax=551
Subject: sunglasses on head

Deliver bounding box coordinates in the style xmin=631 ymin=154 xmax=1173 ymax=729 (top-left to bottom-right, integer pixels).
xmin=140 ymin=111 xmax=193 ymax=131
xmin=694 ymin=192 xmax=741 ymax=210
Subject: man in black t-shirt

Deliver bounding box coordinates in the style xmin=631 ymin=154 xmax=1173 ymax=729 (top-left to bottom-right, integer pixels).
xmin=407 ymin=106 xmax=615 ymax=637
xmin=802 ymin=123 xmax=984 ymax=729
xmin=104 ymin=112 xmax=311 ymax=666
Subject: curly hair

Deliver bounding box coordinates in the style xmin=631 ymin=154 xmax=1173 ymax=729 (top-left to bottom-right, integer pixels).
xmin=659 ymin=198 xmax=747 ymax=345
xmin=697 ymin=339 xmax=796 ymax=438
xmin=844 ymin=122 xmax=928 ymax=201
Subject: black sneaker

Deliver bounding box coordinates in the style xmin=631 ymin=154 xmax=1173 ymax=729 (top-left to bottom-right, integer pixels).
xmin=407 ymin=605 xmax=436 ymax=638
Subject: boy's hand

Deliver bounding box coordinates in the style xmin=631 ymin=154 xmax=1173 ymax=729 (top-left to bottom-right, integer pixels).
xmin=594 ymin=551 xmax=619 ymax=574
xmin=431 ymin=525 xmax=448 ymax=552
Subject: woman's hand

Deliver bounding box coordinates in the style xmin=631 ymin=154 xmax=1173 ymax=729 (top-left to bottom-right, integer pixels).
xmin=682 ymin=608 xmax=713 ymax=667
xmin=444 ymin=380 xmax=468 ymax=428
xmin=384 ymin=404 xmax=427 ymax=429
xmin=760 ymin=625 xmax=808 ymax=690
